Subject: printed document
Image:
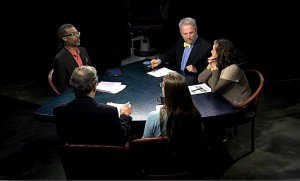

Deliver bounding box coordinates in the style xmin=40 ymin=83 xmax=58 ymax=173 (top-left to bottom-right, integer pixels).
xmin=147 ymin=67 xmax=175 ymax=77
xmin=188 ymin=83 xmax=211 ymax=95
xmin=96 ymin=81 xmax=126 ymax=94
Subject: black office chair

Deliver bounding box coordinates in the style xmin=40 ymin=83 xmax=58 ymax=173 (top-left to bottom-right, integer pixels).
xmin=57 ymin=144 xmax=137 ymax=179
xmin=127 ymin=0 xmax=166 ymax=57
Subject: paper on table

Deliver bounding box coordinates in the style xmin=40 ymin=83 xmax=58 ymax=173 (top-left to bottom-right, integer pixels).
xmin=147 ymin=67 xmax=175 ymax=77
xmin=107 ymin=102 xmax=131 ymax=117
xmin=188 ymin=83 xmax=211 ymax=95
xmin=96 ymin=81 xmax=126 ymax=94
xmin=104 ymin=85 xmax=126 ymax=94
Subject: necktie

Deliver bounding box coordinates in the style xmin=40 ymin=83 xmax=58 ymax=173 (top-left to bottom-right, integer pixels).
xmin=183 ymin=42 xmax=191 ymax=48
xmin=181 ymin=43 xmax=192 ymax=70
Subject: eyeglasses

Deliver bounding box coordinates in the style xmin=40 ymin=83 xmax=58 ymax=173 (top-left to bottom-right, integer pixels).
xmin=159 ymin=82 xmax=164 ymax=87
xmin=63 ymin=31 xmax=80 ymax=38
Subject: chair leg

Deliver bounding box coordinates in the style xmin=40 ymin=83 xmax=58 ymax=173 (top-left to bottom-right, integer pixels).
xmin=251 ymin=120 xmax=255 ymax=152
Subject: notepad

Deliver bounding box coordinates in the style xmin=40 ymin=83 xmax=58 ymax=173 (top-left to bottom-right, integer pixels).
xmin=96 ymin=81 xmax=126 ymax=94
xmin=147 ymin=67 xmax=175 ymax=77
xmin=188 ymin=83 xmax=211 ymax=95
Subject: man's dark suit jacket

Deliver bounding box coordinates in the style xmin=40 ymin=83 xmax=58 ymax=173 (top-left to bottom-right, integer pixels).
xmin=159 ymin=36 xmax=212 ymax=73
xmin=53 ymin=96 xmax=132 ymax=147
xmin=52 ymin=47 xmax=92 ymax=93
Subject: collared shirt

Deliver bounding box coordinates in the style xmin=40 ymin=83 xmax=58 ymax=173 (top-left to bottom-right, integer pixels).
xmin=181 ymin=45 xmax=192 ymax=71
xmin=184 ymin=42 xmax=191 ymax=48
xmin=180 ymin=35 xmax=198 ymax=71
xmin=65 ymin=47 xmax=83 ymax=66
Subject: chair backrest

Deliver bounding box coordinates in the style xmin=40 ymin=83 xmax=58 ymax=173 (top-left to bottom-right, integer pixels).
xmin=129 ymin=137 xmax=197 ymax=179
xmin=57 ymin=144 xmax=136 ymax=180
xmin=48 ymin=68 xmax=60 ymax=95
xmin=234 ymin=69 xmax=264 ymax=122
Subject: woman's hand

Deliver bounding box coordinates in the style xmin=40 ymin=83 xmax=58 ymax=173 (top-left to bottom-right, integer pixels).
xmin=207 ymin=56 xmax=216 ymax=64
xmin=207 ymin=56 xmax=218 ymax=71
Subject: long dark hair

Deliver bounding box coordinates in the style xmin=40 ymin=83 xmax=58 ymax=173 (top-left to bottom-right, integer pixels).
xmin=159 ymin=72 xmax=204 ymax=146
xmin=214 ymin=38 xmax=244 ymax=70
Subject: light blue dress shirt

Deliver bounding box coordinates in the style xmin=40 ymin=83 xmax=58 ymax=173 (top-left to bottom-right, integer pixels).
xmin=180 ymin=46 xmax=192 ymax=71
xmin=142 ymin=111 xmax=167 ymax=138
xmin=180 ymin=35 xmax=198 ymax=71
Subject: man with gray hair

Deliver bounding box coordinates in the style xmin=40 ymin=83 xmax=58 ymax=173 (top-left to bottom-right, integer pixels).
xmin=150 ymin=17 xmax=212 ymax=74
xmin=54 ymin=65 xmax=132 ymax=147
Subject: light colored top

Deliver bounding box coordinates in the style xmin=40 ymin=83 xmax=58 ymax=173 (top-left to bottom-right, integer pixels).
xmin=142 ymin=110 xmax=167 ymax=138
xmin=198 ymin=64 xmax=251 ymax=106
xmin=180 ymin=45 xmax=192 ymax=71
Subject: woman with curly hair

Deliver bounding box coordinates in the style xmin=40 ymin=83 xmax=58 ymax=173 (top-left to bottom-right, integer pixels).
xmin=198 ymin=38 xmax=251 ymax=107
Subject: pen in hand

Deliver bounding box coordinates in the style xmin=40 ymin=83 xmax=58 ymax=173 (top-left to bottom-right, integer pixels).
xmin=150 ymin=54 xmax=160 ymax=69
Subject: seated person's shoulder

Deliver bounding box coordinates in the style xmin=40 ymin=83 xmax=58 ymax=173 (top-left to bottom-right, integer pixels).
xmin=78 ymin=46 xmax=88 ymax=52
xmin=221 ymin=64 xmax=242 ymax=81
xmin=226 ymin=64 xmax=239 ymax=71
xmin=97 ymin=102 xmax=118 ymax=111
xmin=53 ymin=48 xmax=66 ymax=61
xmin=195 ymin=36 xmax=210 ymax=46
xmin=148 ymin=110 xmax=159 ymax=117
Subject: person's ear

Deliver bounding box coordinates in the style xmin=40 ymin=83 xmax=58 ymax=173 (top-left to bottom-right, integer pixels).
xmin=62 ymin=37 xmax=67 ymax=41
xmin=92 ymin=83 xmax=97 ymax=92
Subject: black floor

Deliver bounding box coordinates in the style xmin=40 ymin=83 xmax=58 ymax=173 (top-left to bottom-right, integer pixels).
xmin=1 ymin=70 xmax=300 ymax=180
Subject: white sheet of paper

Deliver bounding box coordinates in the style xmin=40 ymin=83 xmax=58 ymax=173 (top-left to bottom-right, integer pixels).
xmin=107 ymin=102 xmax=131 ymax=117
xmin=96 ymin=81 xmax=126 ymax=94
xmin=147 ymin=67 xmax=175 ymax=77
xmin=188 ymin=83 xmax=211 ymax=95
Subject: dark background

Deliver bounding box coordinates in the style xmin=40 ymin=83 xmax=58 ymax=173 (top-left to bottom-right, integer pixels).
xmin=1 ymin=1 xmax=299 ymax=82
xmin=0 ymin=2 xmax=300 ymax=179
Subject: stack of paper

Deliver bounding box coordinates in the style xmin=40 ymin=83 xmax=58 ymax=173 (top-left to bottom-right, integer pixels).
xmin=96 ymin=81 xmax=126 ymax=94
xmin=147 ymin=67 xmax=175 ymax=77
xmin=188 ymin=83 xmax=211 ymax=95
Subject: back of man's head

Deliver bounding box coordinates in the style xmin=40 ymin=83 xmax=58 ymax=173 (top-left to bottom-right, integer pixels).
xmin=70 ymin=66 xmax=98 ymax=97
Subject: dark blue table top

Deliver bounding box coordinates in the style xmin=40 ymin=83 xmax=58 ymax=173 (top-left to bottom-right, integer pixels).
xmin=34 ymin=61 xmax=235 ymax=122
